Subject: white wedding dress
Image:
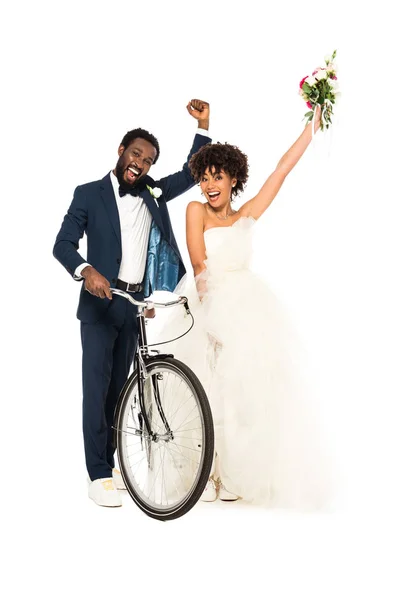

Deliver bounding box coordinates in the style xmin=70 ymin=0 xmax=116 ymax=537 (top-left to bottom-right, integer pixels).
xmin=147 ymin=217 xmax=332 ymax=509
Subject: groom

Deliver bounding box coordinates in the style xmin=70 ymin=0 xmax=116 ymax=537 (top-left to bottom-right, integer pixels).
xmin=53 ymin=99 xmax=211 ymax=507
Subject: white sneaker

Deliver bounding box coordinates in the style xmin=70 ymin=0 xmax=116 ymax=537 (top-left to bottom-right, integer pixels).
xmin=219 ymin=482 xmax=239 ymax=502
xmin=200 ymin=478 xmax=217 ymax=502
xmin=88 ymin=478 xmax=122 ymax=507
xmin=112 ymin=468 xmax=126 ymax=490
xmin=87 ymin=469 xmax=126 ymax=491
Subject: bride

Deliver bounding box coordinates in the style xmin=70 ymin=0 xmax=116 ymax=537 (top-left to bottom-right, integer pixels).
xmin=148 ymin=106 xmax=333 ymax=508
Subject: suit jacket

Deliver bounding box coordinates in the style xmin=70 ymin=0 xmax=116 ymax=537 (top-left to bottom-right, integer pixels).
xmin=53 ymin=131 xmax=211 ymax=323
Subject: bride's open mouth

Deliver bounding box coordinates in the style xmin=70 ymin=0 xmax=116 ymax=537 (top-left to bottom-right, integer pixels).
xmin=207 ymin=191 xmax=220 ymax=202
xmin=126 ymin=165 xmax=143 ymax=183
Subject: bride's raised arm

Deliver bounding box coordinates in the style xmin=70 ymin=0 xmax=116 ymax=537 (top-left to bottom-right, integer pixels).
xmin=240 ymin=106 xmax=321 ymax=220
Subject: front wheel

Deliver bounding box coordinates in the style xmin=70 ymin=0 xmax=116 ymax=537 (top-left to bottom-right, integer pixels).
xmin=115 ymin=357 xmax=214 ymax=520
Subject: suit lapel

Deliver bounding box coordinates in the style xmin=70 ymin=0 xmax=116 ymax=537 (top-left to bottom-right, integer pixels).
xmin=140 ymin=177 xmax=165 ymax=235
xmin=142 ymin=194 xmax=165 ymax=235
xmin=100 ymin=174 xmax=122 ymax=249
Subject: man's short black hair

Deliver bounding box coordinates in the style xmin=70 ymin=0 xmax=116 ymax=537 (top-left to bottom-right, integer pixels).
xmin=119 ymin=128 xmax=160 ymax=164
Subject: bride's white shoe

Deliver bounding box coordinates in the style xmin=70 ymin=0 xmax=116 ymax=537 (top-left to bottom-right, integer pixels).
xmin=219 ymin=482 xmax=239 ymax=501
xmin=200 ymin=478 xmax=217 ymax=502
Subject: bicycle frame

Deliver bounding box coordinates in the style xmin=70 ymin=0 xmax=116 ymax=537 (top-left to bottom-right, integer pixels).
xmin=111 ymin=289 xmax=189 ymax=446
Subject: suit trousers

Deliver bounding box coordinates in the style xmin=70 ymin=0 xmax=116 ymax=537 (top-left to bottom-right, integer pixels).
xmin=80 ymin=291 xmax=143 ymax=481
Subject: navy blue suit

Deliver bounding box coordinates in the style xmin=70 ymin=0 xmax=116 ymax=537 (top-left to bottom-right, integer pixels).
xmin=54 ymin=131 xmax=211 ymax=480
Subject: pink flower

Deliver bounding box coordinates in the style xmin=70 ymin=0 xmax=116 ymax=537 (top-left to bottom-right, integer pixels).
xmin=299 ymin=76 xmax=308 ymax=89
xmin=312 ymin=67 xmax=325 ymax=76
xmin=307 ymin=101 xmax=313 ymax=109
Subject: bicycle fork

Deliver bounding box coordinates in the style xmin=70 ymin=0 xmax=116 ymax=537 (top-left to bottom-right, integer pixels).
xmin=136 ymin=312 xmax=174 ymax=443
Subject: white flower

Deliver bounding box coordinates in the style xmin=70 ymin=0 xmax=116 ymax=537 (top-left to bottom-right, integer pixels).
xmin=326 ymin=66 xmax=338 ymax=80
xmin=305 ymin=75 xmax=316 ymax=86
xmin=329 ymin=78 xmax=339 ymax=91
xmin=152 ymin=187 xmax=162 ymax=198
xmin=314 ymin=69 xmax=327 ymax=80
xmin=326 ymin=79 xmax=339 ymax=96
xmin=146 ymin=185 xmax=162 ymax=199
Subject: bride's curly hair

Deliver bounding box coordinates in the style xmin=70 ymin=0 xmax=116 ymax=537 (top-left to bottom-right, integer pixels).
xmin=189 ymin=142 xmax=249 ymax=198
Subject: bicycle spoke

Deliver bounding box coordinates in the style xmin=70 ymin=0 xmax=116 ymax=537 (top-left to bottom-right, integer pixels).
xmin=162 ymin=443 xmax=188 ymax=493
xmin=165 ymin=442 xmax=201 ymax=467
xmin=162 ymin=445 xmax=185 ymax=502
xmin=168 ymin=441 xmax=202 ymax=454
xmin=173 ymin=409 xmax=202 ymax=435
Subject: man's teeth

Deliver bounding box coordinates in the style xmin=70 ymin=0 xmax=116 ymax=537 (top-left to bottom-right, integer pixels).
xmin=128 ymin=167 xmax=140 ymax=176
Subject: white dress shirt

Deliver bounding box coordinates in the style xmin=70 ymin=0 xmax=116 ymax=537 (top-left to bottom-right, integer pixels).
xmin=75 ymin=127 xmax=210 ymax=282
xmin=112 ymin=170 xmax=152 ymax=283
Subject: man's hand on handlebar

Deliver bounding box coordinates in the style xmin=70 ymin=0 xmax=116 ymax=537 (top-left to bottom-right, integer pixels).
xmin=82 ymin=266 xmax=112 ymax=300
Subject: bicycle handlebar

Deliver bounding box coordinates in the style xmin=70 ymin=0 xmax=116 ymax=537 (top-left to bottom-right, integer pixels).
xmin=110 ymin=288 xmax=188 ymax=310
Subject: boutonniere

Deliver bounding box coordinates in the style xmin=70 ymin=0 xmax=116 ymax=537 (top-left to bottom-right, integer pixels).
xmin=146 ymin=185 xmax=162 ymax=206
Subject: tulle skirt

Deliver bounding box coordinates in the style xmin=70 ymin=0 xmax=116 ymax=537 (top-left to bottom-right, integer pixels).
xmin=146 ymin=268 xmax=333 ymax=509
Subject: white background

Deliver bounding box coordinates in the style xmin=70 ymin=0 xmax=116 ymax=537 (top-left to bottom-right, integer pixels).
xmin=2 ymin=1 xmax=400 ymax=598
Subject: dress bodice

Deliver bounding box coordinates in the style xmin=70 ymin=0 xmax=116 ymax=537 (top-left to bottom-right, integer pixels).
xmin=204 ymin=217 xmax=254 ymax=275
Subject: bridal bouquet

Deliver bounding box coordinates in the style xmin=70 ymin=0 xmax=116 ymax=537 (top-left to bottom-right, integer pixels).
xmin=299 ymin=50 xmax=339 ymax=131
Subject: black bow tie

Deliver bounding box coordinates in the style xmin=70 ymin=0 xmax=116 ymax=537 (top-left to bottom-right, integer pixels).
xmin=118 ymin=186 xmax=137 ymax=197
xmin=118 ymin=177 xmax=148 ymax=197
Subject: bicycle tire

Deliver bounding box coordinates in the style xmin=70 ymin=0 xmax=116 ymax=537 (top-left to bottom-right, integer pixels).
xmin=115 ymin=356 xmax=214 ymax=521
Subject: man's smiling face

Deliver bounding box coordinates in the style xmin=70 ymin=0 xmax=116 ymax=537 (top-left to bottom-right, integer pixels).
xmin=115 ymin=138 xmax=158 ymax=188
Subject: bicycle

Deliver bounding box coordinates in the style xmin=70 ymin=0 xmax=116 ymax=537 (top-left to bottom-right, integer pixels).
xmin=110 ymin=288 xmax=214 ymax=521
